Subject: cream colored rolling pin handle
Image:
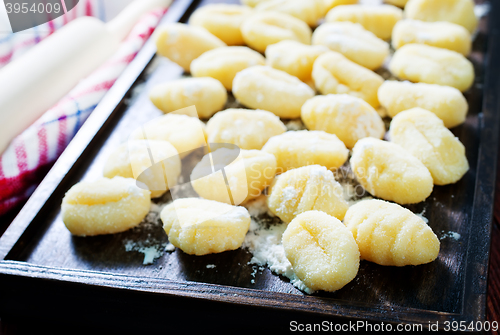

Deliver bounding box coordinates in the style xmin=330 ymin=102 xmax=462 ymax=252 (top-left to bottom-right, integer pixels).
xmin=0 ymin=0 xmax=171 ymax=155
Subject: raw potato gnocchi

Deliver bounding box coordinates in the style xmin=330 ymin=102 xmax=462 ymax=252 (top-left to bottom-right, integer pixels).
xmin=191 ymin=148 xmax=277 ymax=204
xmin=389 ymin=108 xmax=469 ymax=185
xmin=129 ymin=114 xmax=207 ymax=158
xmin=344 ymin=199 xmax=440 ymax=266
xmin=232 ymin=66 xmax=315 ymax=119
xmin=265 ymin=40 xmax=328 ymax=84
xmin=392 ymin=20 xmax=471 ymax=56
xmin=155 ymin=23 xmax=226 ymax=72
xmin=389 ymin=44 xmax=474 ymax=92
xmin=325 ymin=4 xmax=403 ymax=40
xmin=103 ymin=140 xmax=181 ymax=198
xmin=282 ymin=210 xmax=360 ymax=292
xmin=61 ymin=177 xmax=151 ymax=236
xmin=312 ymin=22 xmax=389 ymax=70
xmin=255 ymin=0 xmax=326 ymax=27
xmin=161 ymin=198 xmax=251 ymax=255
xmin=262 ymin=130 xmax=348 ymax=173
xmin=350 ymin=137 xmax=433 ymax=204
xmin=189 ymin=4 xmax=253 ymax=45
xmin=378 ymin=81 xmax=468 ymax=128
xmin=301 ymin=94 xmax=385 ymax=149
xmin=404 ymin=0 xmax=478 ymax=33
xmin=149 ymin=77 xmax=227 ymax=118
xmin=323 ymin=0 xmax=358 ymax=12
xmin=267 ymin=165 xmax=349 ymax=223
xmin=240 ymin=12 xmax=312 ymax=53
xmin=190 ymin=46 xmax=265 ymax=91
xmin=206 ymin=108 xmax=286 ymax=150
xmin=312 ymin=51 xmax=384 ymax=108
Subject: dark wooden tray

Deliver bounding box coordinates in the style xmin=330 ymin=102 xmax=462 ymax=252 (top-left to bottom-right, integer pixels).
xmin=0 ymin=0 xmax=498 ymax=332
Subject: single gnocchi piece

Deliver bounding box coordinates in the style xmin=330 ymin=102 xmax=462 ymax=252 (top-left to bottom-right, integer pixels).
xmin=233 ymin=66 xmax=315 ymax=119
xmin=265 ymin=40 xmax=328 ymax=84
xmin=267 ymin=166 xmax=349 ymax=223
xmin=255 ymin=0 xmax=326 ymax=27
xmin=325 ymin=4 xmax=403 ymax=40
xmin=378 ymin=80 xmax=468 ymax=128
xmin=312 ymin=22 xmax=389 ymax=70
xmin=240 ymin=12 xmax=312 ymax=53
xmin=191 ymin=148 xmax=277 ymax=204
xmin=206 ymin=108 xmax=286 ymax=150
xmin=301 ymin=94 xmax=385 ymax=149
xmin=129 ymin=114 xmax=207 ymax=158
xmin=103 ymin=140 xmax=181 ymax=198
xmin=155 ymin=23 xmax=226 ymax=72
xmin=389 ymin=44 xmax=474 ymax=92
xmin=392 ymin=20 xmax=471 ymax=56
xmin=282 ymin=210 xmax=360 ymax=291
xmin=324 ymin=0 xmax=358 ymax=12
xmin=161 ymin=198 xmax=251 ymax=255
xmin=350 ymin=137 xmax=433 ymax=204
xmin=189 ymin=4 xmax=253 ymax=45
xmin=389 ymin=108 xmax=469 ymax=185
xmin=344 ymin=199 xmax=440 ymax=266
xmin=312 ymin=51 xmax=384 ymax=108
xmin=61 ymin=177 xmax=151 ymax=236
xmin=405 ymin=0 xmax=478 ymax=33
xmin=149 ymin=77 xmax=227 ymax=118
xmin=262 ymin=130 xmax=348 ymax=172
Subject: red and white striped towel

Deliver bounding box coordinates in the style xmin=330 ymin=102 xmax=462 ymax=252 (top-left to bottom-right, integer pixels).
xmin=0 ymin=1 xmax=166 ymax=215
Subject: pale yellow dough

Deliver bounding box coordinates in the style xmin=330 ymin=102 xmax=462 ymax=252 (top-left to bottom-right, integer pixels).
xmin=155 ymin=23 xmax=225 ymax=72
xmin=190 ymin=46 xmax=265 ymax=91
xmin=378 ymin=80 xmax=468 ymax=128
xmin=344 ymin=199 xmax=440 ymax=266
xmin=312 ymin=51 xmax=384 ymax=108
xmin=312 ymin=22 xmax=389 ymax=70
xmin=389 ymin=43 xmax=474 ymax=92
xmin=189 ymin=4 xmax=253 ymax=45
xmin=206 ymin=108 xmax=286 ymax=150
xmin=149 ymin=77 xmax=227 ymax=119
xmin=255 ymin=0 xmax=326 ymax=27
xmin=323 ymin=0 xmax=358 ymax=12
xmin=161 ymin=198 xmax=251 ymax=255
xmin=232 ymin=66 xmax=315 ymax=119
xmin=262 ymin=130 xmax=348 ymax=173
xmin=384 ymin=0 xmax=408 ymax=7
xmin=241 ymin=0 xmax=271 ymax=7
xmin=61 ymin=177 xmax=151 ymax=236
xmin=301 ymin=94 xmax=385 ymax=149
xmin=103 ymin=140 xmax=181 ymax=198
xmin=389 ymin=108 xmax=469 ymax=185
xmin=282 ymin=210 xmax=360 ymax=291
xmin=350 ymin=137 xmax=433 ymax=204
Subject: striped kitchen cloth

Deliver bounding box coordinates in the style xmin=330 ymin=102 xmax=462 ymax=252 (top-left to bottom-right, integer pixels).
xmin=0 ymin=1 xmax=166 ymax=215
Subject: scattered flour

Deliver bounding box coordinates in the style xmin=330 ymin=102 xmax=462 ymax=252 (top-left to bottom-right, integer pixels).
xmin=440 ymin=231 xmax=461 ymax=241
xmin=206 ymin=264 xmax=216 ymax=269
xmin=124 ymin=239 xmax=166 ymax=265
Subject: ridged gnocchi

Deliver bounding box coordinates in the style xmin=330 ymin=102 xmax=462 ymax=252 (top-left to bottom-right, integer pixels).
xmin=350 ymin=137 xmax=433 ymax=204
xmin=392 ymin=20 xmax=471 ymax=56
xmin=325 ymin=4 xmax=403 ymax=40
xmin=283 ymin=210 xmax=360 ymax=291
xmin=344 ymin=199 xmax=440 ymax=266
xmin=240 ymin=12 xmax=312 ymax=53
xmin=312 ymin=22 xmax=389 ymax=70
xmin=189 ymin=4 xmax=253 ymax=45
xmin=255 ymin=0 xmax=326 ymax=27
xmin=206 ymin=108 xmax=286 ymax=150
xmin=190 ymin=46 xmax=265 ymax=91
xmin=301 ymin=94 xmax=385 ymax=149
xmin=389 ymin=108 xmax=469 ymax=185
xmin=232 ymin=66 xmax=315 ymax=119
xmin=262 ymin=130 xmax=348 ymax=172
xmin=267 ymin=165 xmax=349 ymax=223
xmin=161 ymin=198 xmax=251 ymax=255
xmin=61 ymin=177 xmax=151 ymax=236
xmin=312 ymin=51 xmax=384 ymax=108
xmin=149 ymin=77 xmax=227 ymax=119
xmin=378 ymin=80 xmax=468 ymax=128
xmin=155 ymin=23 xmax=226 ymax=72
xmin=389 ymin=44 xmax=474 ymax=92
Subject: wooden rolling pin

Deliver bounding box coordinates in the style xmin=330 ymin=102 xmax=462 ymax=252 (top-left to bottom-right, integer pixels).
xmin=0 ymin=0 xmax=171 ymax=154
